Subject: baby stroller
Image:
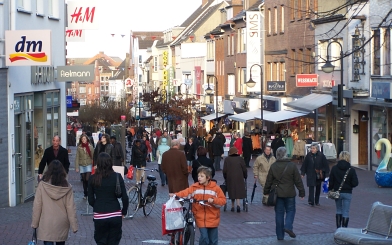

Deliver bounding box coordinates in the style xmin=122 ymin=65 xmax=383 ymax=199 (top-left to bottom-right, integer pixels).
xmin=221 ymin=179 xmax=248 ymax=212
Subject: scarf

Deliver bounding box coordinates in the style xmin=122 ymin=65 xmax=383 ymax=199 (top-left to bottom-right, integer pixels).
xmin=82 ymin=142 xmax=92 ymax=158
xmin=264 ymin=152 xmax=272 ymax=160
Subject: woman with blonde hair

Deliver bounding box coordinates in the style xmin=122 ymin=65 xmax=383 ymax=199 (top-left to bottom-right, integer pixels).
xmin=75 ymin=134 xmax=94 ymax=199
xmin=328 ymin=151 xmax=358 ymax=228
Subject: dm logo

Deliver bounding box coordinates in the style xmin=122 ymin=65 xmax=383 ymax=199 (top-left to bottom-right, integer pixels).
xmin=9 ymin=36 xmax=48 ymax=63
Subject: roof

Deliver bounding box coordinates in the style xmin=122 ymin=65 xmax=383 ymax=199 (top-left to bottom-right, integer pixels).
xmin=284 ymin=93 xmax=332 ymax=112
xmin=180 ymin=1 xmax=215 ymax=27
xmin=248 ymin=0 xmax=263 ymax=11
xmin=82 ymin=52 xmax=122 ymax=66
xmin=132 ymin=31 xmax=163 ymax=49
xmin=172 ymin=3 xmax=224 ymax=46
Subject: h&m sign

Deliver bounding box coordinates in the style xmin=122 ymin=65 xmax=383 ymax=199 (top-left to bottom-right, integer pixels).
xmin=267 ymin=81 xmax=286 ymax=92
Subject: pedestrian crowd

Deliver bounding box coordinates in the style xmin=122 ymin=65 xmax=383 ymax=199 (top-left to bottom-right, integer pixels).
xmin=31 ymin=125 xmax=359 ymax=245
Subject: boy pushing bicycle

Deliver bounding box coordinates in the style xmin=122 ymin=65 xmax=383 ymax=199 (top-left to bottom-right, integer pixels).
xmin=169 ymin=166 xmax=226 ymax=245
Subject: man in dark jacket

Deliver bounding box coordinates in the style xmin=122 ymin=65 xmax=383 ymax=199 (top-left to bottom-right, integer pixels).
xmin=149 ymin=132 xmax=159 ymax=161
xmin=264 ymin=147 xmax=305 ymax=241
xmin=93 ymin=134 xmax=115 ymax=165
xmin=131 ymin=139 xmax=147 ymax=184
xmin=110 ymin=136 xmax=124 ymax=166
xmin=38 ymin=136 xmax=71 ymax=179
xmin=242 ymin=133 xmax=253 ymax=168
xmin=212 ymin=133 xmax=224 ymax=171
xmin=271 ymin=134 xmax=285 ymax=158
xmin=300 ymin=143 xmax=330 ymax=206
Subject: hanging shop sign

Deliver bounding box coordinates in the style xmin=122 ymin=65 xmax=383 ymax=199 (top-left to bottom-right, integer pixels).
xmin=5 ymin=30 xmax=51 ymax=66
xmin=169 ymin=67 xmax=174 ymax=96
xmin=296 ymin=74 xmax=318 ymax=87
xmin=57 ymin=65 xmax=95 ymax=81
xmin=67 ymin=1 xmax=98 ymax=29
xmin=65 ymin=28 xmax=85 ymax=42
xmin=322 ymin=79 xmax=335 ymax=88
xmin=267 ymin=81 xmax=286 ymax=92
xmin=246 ymin=11 xmax=261 ymax=92
xmin=372 ymin=82 xmax=391 ymax=99
xmin=195 ymin=66 xmax=201 ymax=95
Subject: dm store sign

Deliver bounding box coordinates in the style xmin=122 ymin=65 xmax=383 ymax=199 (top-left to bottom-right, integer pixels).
xmin=5 ymin=30 xmax=51 ymax=66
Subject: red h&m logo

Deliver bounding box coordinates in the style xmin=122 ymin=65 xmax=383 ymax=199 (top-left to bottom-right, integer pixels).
xmin=66 ymin=29 xmax=83 ymax=38
xmin=70 ymin=7 xmax=95 ymax=24
xmin=9 ymin=36 xmax=47 ymax=63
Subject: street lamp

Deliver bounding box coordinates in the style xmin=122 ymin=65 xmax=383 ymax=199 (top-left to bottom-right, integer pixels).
xmin=321 ymin=40 xmax=344 ymax=154
xmin=246 ymin=64 xmax=263 ymax=135
xmin=206 ymin=75 xmax=218 ymax=125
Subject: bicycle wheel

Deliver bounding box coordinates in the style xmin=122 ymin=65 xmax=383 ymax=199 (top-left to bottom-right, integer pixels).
xmin=183 ymin=224 xmax=195 ymax=245
xmin=174 ymin=231 xmax=182 ymax=245
xmin=127 ymin=186 xmax=140 ymax=217
xmin=143 ymin=188 xmax=157 ymax=216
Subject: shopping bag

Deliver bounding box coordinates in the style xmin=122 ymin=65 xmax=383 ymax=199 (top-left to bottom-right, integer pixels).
xmin=28 ymin=228 xmax=37 ymax=245
xmin=127 ymin=165 xmax=134 ymax=180
xmin=164 ymin=197 xmax=184 ymax=231
xmin=322 ymin=177 xmax=329 ymax=194
xmin=91 ymin=161 xmax=95 ymax=175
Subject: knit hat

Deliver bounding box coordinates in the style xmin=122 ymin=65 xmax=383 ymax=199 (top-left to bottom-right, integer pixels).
xmin=228 ymin=147 xmax=238 ymax=156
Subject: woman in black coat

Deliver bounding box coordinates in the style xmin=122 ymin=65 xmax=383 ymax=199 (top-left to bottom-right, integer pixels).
xmin=191 ymin=147 xmax=215 ymax=183
xmin=300 ymin=144 xmax=330 ymax=206
xmin=329 ymin=151 xmax=358 ymax=228
xmin=212 ymin=134 xmax=224 ymax=171
xmin=242 ymin=133 xmax=253 ymax=168
xmin=184 ymin=137 xmax=197 ymax=163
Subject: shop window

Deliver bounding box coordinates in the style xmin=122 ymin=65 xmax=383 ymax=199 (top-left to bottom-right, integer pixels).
xmin=371 ymin=109 xmax=386 ymax=167
xmin=53 ymin=92 xmax=59 ymax=106
xmin=46 ymin=108 xmax=52 ymax=148
xmin=53 ymin=107 xmax=59 ymax=138
xmin=46 ymin=92 xmax=53 ymax=107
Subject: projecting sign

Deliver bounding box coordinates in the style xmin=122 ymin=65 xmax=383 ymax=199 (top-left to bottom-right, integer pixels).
xmin=296 ymin=74 xmax=318 ymax=87
xmin=267 ymin=81 xmax=286 ymax=92
xmin=57 ymin=65 xmax=95 ymax=81
xmin=67 ymin=1 xmax=99 ymax=29
xmin=372 ymin=82 xmax=391 ymax=99
xmin=65 ymin=28 xmax=85 ymax=42
xmin=5 ymin=30 xmax=52 ymax=66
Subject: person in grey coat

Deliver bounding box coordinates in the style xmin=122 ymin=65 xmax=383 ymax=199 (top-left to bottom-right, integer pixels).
xmin=300 ymin=143 xmax=330 ymax=206
xmin=223 ymin=147 xmax=247 ymax=213
xmin=110 ymin=136 xmax=125 ymax=166
xmin=264 ymin=147 xmax=305 ymax=241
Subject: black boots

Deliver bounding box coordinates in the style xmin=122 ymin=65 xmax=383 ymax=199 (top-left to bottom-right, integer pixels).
xmin=342 ymin=217 xmax=349 ymax=228
xmin=336 ymin=214 xmax=342 ymax=228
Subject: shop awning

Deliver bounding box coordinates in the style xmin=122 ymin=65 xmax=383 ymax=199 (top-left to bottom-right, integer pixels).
xmin=284 ymin=93 xmax=332 ymax=112
xmin=263 ymin=110 xmax=308 ymax=123
xmin=201 ymin=113 xmax=227 ymax=121
xmin=228 ymin=109 xmax=273 ymax=123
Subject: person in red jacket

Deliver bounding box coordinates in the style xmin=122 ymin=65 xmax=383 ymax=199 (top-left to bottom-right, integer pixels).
xmin=233 ymin=132 xmax=243 ymax=155
xmin=170 ymin=166 xmax=226 ymax=245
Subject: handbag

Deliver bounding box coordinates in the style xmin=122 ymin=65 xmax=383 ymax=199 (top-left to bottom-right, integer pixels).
xmin=267 ymin=164 xmax=288 ymax=207
xmin=28 ymin=228 xmax=37 ymax=245
xmin=115 ymin=173 xmax=122 ymax=198
xmin=327 ymin=168 xmax=351 ymax=200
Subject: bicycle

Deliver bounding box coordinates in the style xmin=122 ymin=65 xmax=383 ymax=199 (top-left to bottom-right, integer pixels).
xmin=169 ymin=196 xmax=211 ymax=245
xmin=126 ymin=168 xmax=158 ymax=218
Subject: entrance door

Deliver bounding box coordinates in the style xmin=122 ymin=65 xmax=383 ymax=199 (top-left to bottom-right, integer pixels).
xmin=14 ymin=114 xmax=23 ymax=205
xmin=24 ymin=110 xmax=35 ymax=200
xmin=358 ymin=111 xmax=369 ymax=165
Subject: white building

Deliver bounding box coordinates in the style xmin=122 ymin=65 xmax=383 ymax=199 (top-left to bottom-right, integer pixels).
xmin=0 ymin=0 xmax=67 ymax=207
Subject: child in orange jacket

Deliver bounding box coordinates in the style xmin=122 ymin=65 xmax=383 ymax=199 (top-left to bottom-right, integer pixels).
xmin=170 ymin=166 xmax=226 ymax=245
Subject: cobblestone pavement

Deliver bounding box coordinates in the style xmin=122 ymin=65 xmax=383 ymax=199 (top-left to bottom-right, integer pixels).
xmin=1 ymin=146 xmax=391 ymax=245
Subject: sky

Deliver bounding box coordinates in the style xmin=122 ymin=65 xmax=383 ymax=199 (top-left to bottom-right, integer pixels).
xmin=66 ymin=0 xmax=201 ymax=59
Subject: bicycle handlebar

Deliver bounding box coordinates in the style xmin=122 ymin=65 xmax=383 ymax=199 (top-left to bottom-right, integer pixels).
xmin=174 ymin=196 xmax=211 ymax=206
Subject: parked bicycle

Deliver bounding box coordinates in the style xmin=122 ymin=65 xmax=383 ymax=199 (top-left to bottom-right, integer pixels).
xmin=126 ymin=168 xmax=158 ymax=218
xmin=169 ymin=196 xmax=211 ymax=245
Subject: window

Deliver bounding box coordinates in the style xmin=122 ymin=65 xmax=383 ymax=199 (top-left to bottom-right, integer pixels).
xmin=17 ymin=0 xmax=31 ymax=11
xmin=275 ymin=62 xmax=279 ymax=80
xmin=305 ymin=0 xmax=311 ymax=18
xmin=330 ymin=39 xmax=342 ymax=70
xmin=268 ymin=9 xmax=271 ymax=35
xmin=299 ymin=49 xmax=304 ymax=74
xmin=290 ymin=0 xmax=295 ymax=20
xmin=383 ymin=28 xmax=390 ymax=75
xmin=101 ymin=85 xmax=105 ymax=91
xmin=95 ymin=87 xmax=99 ymax=94
xmin=207 ymin=41 xmax=215 ymax=60
xmin=80 ymin=99 xmax=86 ymax=106
xmin=228 ymin=74 xmax=235 ymax=95
xmin=237 ymin=28 xmax=246 ymax=53
xmin=318 ymin=41 xmax=327 ymax=70
xmin=373 ymin=29 xmax=381 ymax=75
xmin=100 ymin=76 xmax=104 ymax=81
xmin=281 ymin=5 xmax=285 ymax=33
xmin=291 ymin=49 xmax=296 ymax=74
xmin=139 ymin=55 xmax=142 ymax=64
xmin=79 ymin=86 xmax=86 ymax=94
xmin=274 ymin=7 xmax=278 ymax=34
xmin=227 ymin=35 xmax=231 ymax=56
xmin=307 ymin=48 xmax=312 ymax=74
xmin=106 ymin=85 xmax=109 ymax=91
xmin=297 ymin=0 xmax=302 ymax=19
xmin=231 ymin=35 xmax=235 ymax=55
xmin=279 ymin=63 xmax=286 ymax=81
xmin=318 ymin=39 xmax=342 ymax=71
xmin=268 ymin=62 xmax=273 ymax=81
xmin=48 ymin=0 xmax=59 ymax=18
xmin=154 ymin=56 xmax=158 ymax=72
xmin=88 ymin=87 xmax=92 ymax=94
xmin=36 ymin=0 xmax=44 ymax=16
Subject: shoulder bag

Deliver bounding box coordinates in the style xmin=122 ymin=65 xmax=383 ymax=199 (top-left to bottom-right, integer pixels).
xmin=327 ymin=168 xmax=350 ymax=200
xmin=115 ymin=173 xmax=122 ymax=198
xmin=267 ymin=164 xmax=288 ymax=206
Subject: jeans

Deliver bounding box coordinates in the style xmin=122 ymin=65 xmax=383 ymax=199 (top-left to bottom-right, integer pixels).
xmin=44 ymin=242 xmax=65 ymax=245
xmin=335 ymin=193 xmax=352 ymax=217
xmin=94 ymin=216 xmax=122 ymax=245
xmin=274 ymin=197 xmax=296 ymax=240
xmin=158 ymin=164 xmax=167 ymax=185
xmin=152 ymin=147 xmax=157 ymax=160
xmin=213 ymin=156 xmax=222 ymax=170
xmin=308 ymin=180 xmax=322 ymax=205
xmin=199 ymin=227 xmax=218 ymax=245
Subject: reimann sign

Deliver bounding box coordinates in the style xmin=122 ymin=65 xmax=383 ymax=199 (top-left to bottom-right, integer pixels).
xmin=5 ymin=30 xmax=51 ymax=66
xmin=57 ymin=65 xmax=95 ymax=81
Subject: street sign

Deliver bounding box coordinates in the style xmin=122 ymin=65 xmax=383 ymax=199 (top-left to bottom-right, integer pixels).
xmin=66 ymin=96 xmax=72 ymax=108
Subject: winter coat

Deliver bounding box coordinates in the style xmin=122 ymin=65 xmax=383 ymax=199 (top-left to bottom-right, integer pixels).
xmin=112 ymin=141 xmax=125 ymax=166
xmin=292 ymin=140 xmax=306 ymax=157
xmin=329 ymin=160 xmax=358 ymax=194
xmin=253 ymin=153 xmax=276 ymax=186
xmin=156 ymin=141 xmax=170 ymax=165
xmin=75 ymin=144 xmax=94 ymax=169
xmin=131 ymin=144 xmax=147 ymax=167
xmin=31 ymin=181 xmax=78 ymax=242
xmin=212 ymin=136 xmax=224 ymax=156
xmin=88 ymin=172 xmax=129 ymax=216
xmin=264 ymin=159 xmax=305 ymax=198
xmin=271 ymin=137 xmax=285 ymax=158
xmin=301 ymin=151 xmax=330 ymax=187
xmin=223 ymin=154 xmax=247 ymax=199
xmin=158 ymin=136 xmax=172 ymax=147
xmin=93 ymin=142 xmax=115 ymax=165
xmin=38 ymin=146 xmax=71 ymax=174
xmin=184 ymin=142 xmax=197 ymax=161
xmin=175 ymin=180 xmax=226 ymax=228
xmin=161 ymin=148 xmax=189 ymax=193
xmin=242 ymin=136 xmax=253 ymax=157
xmin=233 ymin=138 xmax=243 ymax=155
xmin=192 ymin=156 xmax=215 ymax=183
